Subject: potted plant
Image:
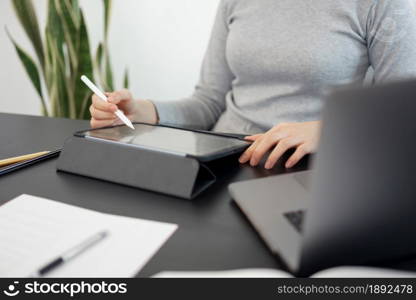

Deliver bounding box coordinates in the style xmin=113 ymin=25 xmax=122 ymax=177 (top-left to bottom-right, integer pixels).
xmin=7 ymin=0 xmax=129 ymax=120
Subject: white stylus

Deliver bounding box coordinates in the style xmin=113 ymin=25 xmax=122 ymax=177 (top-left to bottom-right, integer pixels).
xmin=81 ymin=75 xmax=135 ymax=130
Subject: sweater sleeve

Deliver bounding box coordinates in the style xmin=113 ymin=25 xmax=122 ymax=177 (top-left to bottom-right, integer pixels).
xmin=367 ymin=0 xmax=416 ymax=83
xmin=151 ymin=0 xmax=234 ymax=130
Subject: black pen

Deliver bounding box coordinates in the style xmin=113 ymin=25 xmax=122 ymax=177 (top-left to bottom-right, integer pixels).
xmin=0 ymin=149 xmax=61 ymax=177
xmin=30 ymin=231 xmax=109 ymax=277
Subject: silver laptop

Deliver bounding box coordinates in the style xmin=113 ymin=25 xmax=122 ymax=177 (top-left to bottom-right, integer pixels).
xmin=229 ymin=80 xmax=416 ymax=276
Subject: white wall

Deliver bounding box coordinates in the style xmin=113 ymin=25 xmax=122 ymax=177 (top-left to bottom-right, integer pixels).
xmin=0 ymin=0 xmax=220 ymax=116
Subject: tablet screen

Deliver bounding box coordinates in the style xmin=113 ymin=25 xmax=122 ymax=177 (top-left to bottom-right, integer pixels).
xmin=83 ymin=124 xmax=250 ymax=159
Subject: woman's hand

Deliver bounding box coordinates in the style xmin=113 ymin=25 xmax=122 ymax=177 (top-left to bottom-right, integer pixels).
xmin=89 ymin=89 xmax=158 ymax=128
xmin=239 ymin=121 xmax=321 ymax=169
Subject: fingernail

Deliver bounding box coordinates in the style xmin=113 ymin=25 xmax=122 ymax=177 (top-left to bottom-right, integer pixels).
xmin=266 ymin=162 xmax=276 ymax=170
xmin=239 ymin=155 xmax=247 ymax=163
xmin=250 ymin=159 xmax=257 ymax=167
xmin=286 ymin=161 xmax=293 ymax=169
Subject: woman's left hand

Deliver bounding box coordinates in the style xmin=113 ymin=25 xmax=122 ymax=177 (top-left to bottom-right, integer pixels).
xmin=239 ymin=121 xmax=322 ymax=169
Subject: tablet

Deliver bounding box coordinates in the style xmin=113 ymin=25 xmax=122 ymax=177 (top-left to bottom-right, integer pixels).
xmin=76 ymin=124 xmax=250 ymax=162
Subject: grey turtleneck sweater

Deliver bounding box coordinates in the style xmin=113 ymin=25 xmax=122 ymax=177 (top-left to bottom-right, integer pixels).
xmin=152 ymin=0 xmax=416 ymax=134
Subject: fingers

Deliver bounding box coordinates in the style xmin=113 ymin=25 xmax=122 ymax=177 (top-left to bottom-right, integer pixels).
xmin=239 ymin=131 xmax=283 ymax=165
xmin=89 ymin=89 xmax=134 ymax=129
xmin=244 ymin=134 xmax=262 ymax=142
xmin=285 ymin=145 xmax=309 ymax=169
xmin=239 ymin=121 xmax=320 ymax=169
xmin=249 ymin=131 xmax=286 ymax=166
xmin=239 ymin=134 xmax=264 ymax=163
xmin=89 ymin=105 xmax=116 ymax=121
xmin=92 ymin=95 xmax=117 ymax=112
xmin=90 ymin=118 xmax=115 ymax=128
xmin=107 ymin=89 xmax=132 ymax=105
xmin=265 ymin=139 xmax=299 ymax=169
xmin=239 ymin=137 xmax=262 ymax=164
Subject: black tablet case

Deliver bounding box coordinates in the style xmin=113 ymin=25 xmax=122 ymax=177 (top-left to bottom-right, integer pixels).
xmin=57 ymin=124 xmax=246 ymax=199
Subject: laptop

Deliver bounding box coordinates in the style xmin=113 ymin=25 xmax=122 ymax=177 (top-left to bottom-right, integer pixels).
xmin=229 ymin=80 xmax=416 ymax=277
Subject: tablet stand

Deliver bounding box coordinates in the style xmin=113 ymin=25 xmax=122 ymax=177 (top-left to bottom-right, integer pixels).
xmin=57 ymin=136 xmax=216 ymax=199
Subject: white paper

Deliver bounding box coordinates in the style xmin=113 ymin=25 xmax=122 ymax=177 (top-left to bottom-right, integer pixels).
xmin=155 ymin=266 xmax=416 ymax=278
xmin=0 ymin=194 xmax=177 ymax=278
xmin=154 ymin=269 xmax=291 ymax=278
xmin=313 ymin=266 xmax=416 ymax=278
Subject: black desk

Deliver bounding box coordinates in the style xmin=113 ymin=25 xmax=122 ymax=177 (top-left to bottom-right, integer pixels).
xmin=1 ymin=113 xmax=415 ymax=277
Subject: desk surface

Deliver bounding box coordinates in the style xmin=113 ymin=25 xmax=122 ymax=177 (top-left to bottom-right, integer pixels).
xmin=1 ymin=113 xmax=415 ymax=276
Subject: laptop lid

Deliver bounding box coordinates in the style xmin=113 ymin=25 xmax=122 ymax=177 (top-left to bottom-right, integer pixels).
xmin=299 ymin=80 xmax=416 ymax=276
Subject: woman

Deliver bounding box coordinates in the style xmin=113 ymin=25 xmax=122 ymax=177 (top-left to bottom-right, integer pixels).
xmin=90 ymin=0 xmax=416 ymax=169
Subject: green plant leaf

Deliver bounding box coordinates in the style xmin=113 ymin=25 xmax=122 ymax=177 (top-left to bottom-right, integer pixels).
xmin=79 ymin=92 xmax=93 ymax=121
xmin=46 ymin=0 xmax=64 ymax=59
xmin=74 ymin=10 xmax=94 ymax=119
xmin=123 ymin=68 xmax=129 ymax=89
xmin=71 ymin=0 xmax=80 ymax=22
xmin=103 ymin=0 xmax=112 ymax=40
xmin=11 ymin=0 xmax=45 ymax=70
xmin=44 ymin=0 xmax=65 ymax=102
xmin=45 ymin=29 xmax=71 ymax=118
xmin=104 ymin=51 xmax=114 ymax=92
xmin=102 ymin=0 xmax=114 ymax=92
xmin=54 ymin=0 xmax=79 ymax=70
xmin=6 ymin=27 xmax=48 ymax=116
xmin=44 ymin=31 xmax=57 ymax=116
xmin=94 ymin=42 xmax=106 ymax=88
xmin=9 ymin=0 xmax=122 ymax=120
xmin=95 ymin=43 xmax=114 ymax=92
xmin=95 ymin=43 xmax=103 ymax=69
